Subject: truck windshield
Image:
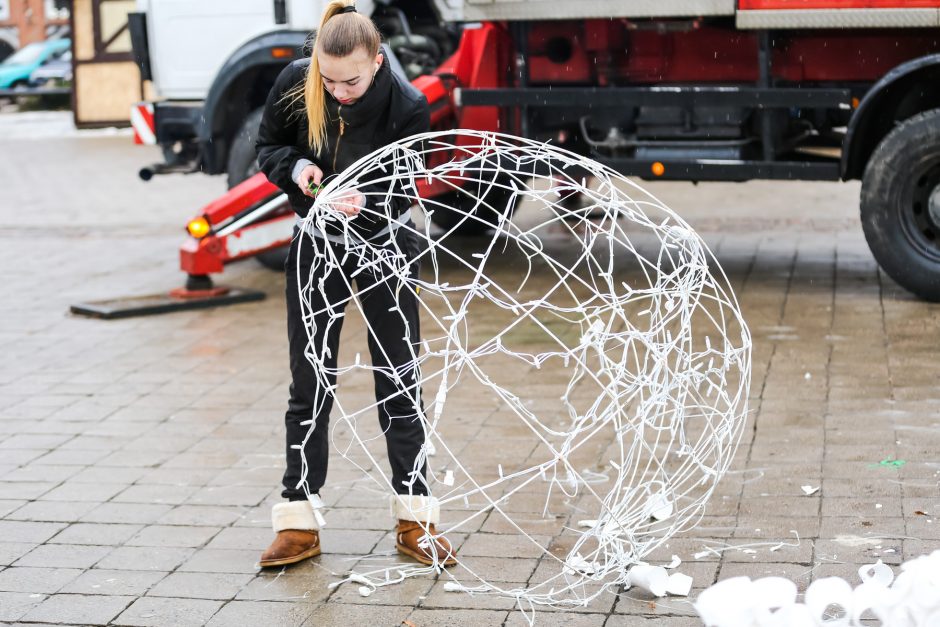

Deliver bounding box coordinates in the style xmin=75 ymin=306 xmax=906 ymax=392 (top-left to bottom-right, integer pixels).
xmin=3 ymin=43 xmax=45 ymax=66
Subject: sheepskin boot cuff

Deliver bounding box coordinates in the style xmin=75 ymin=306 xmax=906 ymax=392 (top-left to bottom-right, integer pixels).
xmin=272 ymin=500 xmax=319 ymax=533
xmin=390 ymin=494 xmax=440 ymax=524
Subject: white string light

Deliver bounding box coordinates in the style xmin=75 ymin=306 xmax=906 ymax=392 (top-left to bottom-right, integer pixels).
xmin=292 ymin=130 xmax=752 ymax=615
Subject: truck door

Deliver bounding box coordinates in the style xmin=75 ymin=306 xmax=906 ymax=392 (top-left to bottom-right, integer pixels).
xmin=145 ymin=0 xmax=279 ymax=100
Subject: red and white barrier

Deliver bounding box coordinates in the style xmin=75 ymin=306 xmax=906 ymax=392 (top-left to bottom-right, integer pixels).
xmin=131 ymin=102 xmax=156 ymax=145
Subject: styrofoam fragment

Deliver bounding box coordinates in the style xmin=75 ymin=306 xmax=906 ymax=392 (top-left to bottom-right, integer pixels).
xmin=665 ymin=572 xmax=692 ymax=596
xmin=628 ymin=563 xmax=668 ymax=597
xmin=648 ymin=492 xmax=673 ymax=521
xmin=858 ymin=559 xmax=893 ymax=588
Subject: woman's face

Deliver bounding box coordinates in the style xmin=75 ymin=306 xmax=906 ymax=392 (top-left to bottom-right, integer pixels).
xmin=318 ymin=47 xmax=382 ymax=106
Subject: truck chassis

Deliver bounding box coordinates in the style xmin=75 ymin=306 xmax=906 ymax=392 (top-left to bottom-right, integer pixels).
xmin=131 ymin=1 xmax=940 ymax=301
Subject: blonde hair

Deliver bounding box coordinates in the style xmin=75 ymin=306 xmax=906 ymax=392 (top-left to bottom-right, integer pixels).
xmin=281 ymin=1 xmax=381 ymax=156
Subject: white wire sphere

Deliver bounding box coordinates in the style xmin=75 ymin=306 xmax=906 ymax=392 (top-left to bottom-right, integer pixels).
xmin=301 ymin=130 xmax=752 ymax=605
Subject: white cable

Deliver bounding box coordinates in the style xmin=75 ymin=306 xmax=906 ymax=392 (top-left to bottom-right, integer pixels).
xmin=292 ymin=130 xmax=751 ymax=613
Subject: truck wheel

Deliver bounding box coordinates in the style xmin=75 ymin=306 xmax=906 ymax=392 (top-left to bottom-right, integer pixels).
xmin=428 ymin=181 xmax=516 ymax=236
xmin=227 ymin=107 xmax=288 ymax=271
xmin=861 ymin=108 xmax=940 ymax=301
xmin=227 ymin=107 xmax=263 ymax=187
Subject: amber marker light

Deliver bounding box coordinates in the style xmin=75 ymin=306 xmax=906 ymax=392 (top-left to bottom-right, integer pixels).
xmin=271 ymin=47 xmax=294 ymax=59
xmin=851 ymin=97 xmax=860 ymax=109
xmin=187 ymin=217 xmax=211 ymax=239
xmin=652 ymin=162 xmax=665 ymax=177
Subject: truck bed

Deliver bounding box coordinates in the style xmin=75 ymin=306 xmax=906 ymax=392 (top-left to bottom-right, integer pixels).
xmin=432 ymin=0 xmax=735 ymax=22
xmin=434 ymin=0 xmax=940 ymax=26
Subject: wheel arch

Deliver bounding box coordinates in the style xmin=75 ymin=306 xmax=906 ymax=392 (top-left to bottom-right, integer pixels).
xmin=843 ymin=54 xmax=940 ymax=181
xmin=198 ymin=30 xmax=310 ymax=175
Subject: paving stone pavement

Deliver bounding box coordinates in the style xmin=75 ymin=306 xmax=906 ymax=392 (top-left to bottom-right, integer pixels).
xmin=1 ymin=113 xmax=939 ymax=626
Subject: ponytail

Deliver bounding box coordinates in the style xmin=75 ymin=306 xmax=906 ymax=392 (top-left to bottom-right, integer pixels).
xmin=280 ymin=1 xmax=382 ymax=156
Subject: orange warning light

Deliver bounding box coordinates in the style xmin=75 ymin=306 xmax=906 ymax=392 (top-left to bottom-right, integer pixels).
xmin=186 ymin=217 xmax=211 ymax=239
xmin=651 ymin=162 xmax=665 ymax=177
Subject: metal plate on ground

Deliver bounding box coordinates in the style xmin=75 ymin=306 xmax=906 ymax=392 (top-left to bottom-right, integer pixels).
xmin=70 ymin=288 xmax=266 ymax=319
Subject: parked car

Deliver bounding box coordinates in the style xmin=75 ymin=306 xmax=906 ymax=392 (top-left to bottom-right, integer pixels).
xmin=29 ymin=49 xmax=72 ymax=87
xmin=0 ymin=38 xmax=70 ymax=89
xmin=0 ymin=38 xmax=14 ymax=64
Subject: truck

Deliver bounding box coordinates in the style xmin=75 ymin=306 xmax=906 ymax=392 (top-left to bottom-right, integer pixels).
xmin=128 ymin=0 xmax=940 ymax=301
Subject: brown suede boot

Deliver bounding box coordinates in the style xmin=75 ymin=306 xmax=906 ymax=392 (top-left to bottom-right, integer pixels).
xmin=259 ymin=501 xmax=321 ymax=568
xmin=390 ymin=494 xmax=457 ymax=567
xmin=260 ymin=529 xmax=321 ymax=568
xmin=396 ymin=519 xmax=457 ymax=566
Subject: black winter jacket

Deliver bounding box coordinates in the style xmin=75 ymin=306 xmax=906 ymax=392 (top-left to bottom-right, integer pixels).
xmin=255 ymin=56 xmax=430 ymax=239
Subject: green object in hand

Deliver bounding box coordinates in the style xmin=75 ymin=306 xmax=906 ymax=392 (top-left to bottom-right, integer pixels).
xmin=307 ymin=180 xmax=322 ymax=195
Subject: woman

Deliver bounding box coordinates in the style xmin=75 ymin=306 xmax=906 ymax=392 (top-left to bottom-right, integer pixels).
xmin=255 ymin=0 xmax=455 ymax=569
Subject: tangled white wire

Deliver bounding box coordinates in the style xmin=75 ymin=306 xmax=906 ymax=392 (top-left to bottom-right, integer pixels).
xmin=293 ymin=130 xmax=751 ymax=613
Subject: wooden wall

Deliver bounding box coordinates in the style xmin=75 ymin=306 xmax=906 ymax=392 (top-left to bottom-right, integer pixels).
xmin=71 ymin=0 xmax=141 ymax=127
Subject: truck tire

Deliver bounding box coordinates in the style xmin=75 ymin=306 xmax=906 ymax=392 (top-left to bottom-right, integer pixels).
xmin=227 ymin=107 xmax=263 ymax=188
xmin=861 ymin=108 xmax=940 ymax=301
xmin=227 ymin=107 xmax=288 ymax=271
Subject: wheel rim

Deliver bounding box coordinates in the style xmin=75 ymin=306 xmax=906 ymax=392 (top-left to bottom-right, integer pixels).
xmin=901 ymin=159 xmax=940 ymax=263
xmin=929 ymin=181 xmax=940 ymax=230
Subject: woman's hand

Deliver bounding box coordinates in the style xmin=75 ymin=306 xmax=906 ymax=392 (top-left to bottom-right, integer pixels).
xmin=297 ymin=164 xmax=324 ymax=198
xmin=330 ymin=189 xmax=365 ymax=217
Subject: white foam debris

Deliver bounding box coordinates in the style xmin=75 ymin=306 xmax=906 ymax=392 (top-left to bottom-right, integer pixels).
xmin=695 ymin=551 xmax=940 ymax=626
xmin=647 ymin=492 xmax=674 ymax=521
xmin=666 ymin=572 xmax=693 ymax=596
xmin=628 ymin=563 xmax=668 ymax=597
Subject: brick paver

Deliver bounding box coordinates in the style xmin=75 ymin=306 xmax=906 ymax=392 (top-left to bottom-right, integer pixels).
xmin=1 ymin=113 xmax=938 ymax=625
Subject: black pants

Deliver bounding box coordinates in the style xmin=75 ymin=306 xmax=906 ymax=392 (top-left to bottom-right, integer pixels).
xmin=281 ymin=225 xmax=428 ymax=500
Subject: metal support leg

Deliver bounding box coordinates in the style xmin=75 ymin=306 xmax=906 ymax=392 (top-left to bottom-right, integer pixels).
xmin=758 ymin=30 xmax=775 ymax=162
